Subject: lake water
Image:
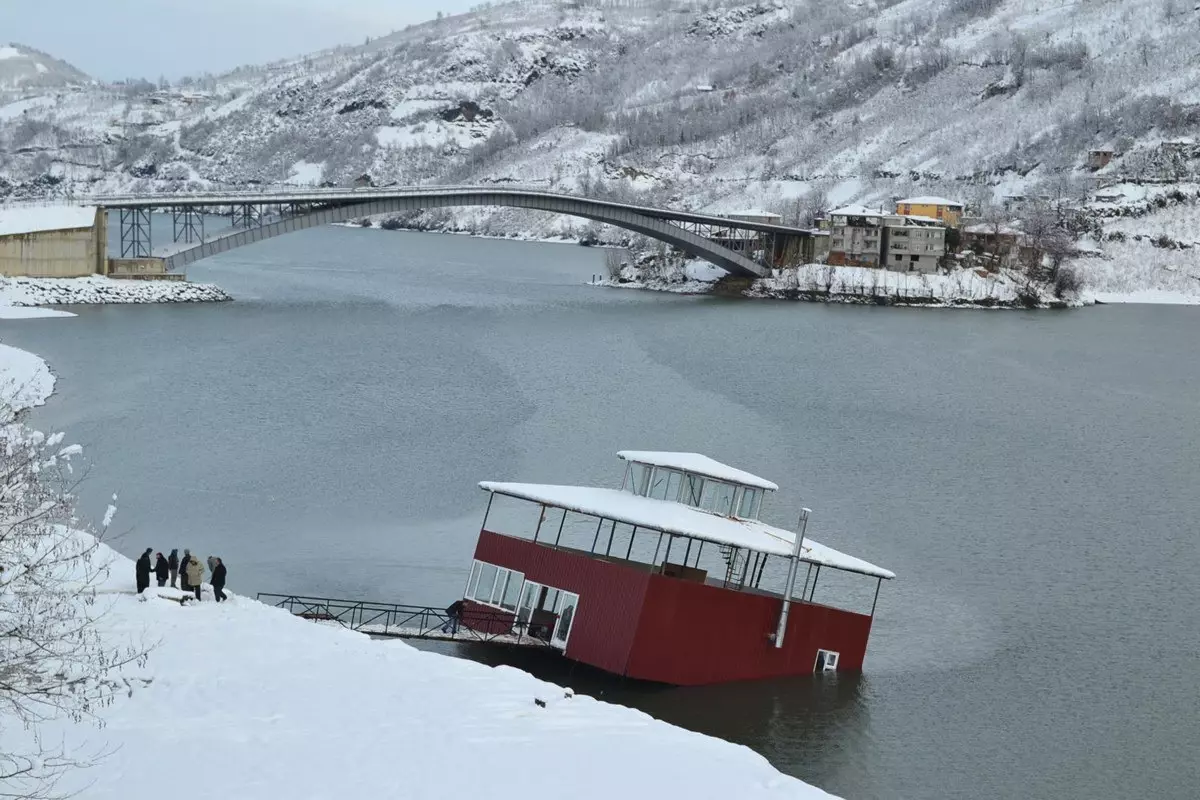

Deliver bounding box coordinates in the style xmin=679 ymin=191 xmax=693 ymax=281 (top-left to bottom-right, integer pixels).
xmin=3 ymin=226 xmax=1198 ymax=799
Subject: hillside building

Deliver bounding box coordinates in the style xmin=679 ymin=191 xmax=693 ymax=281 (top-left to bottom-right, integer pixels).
xmin=827 ymin=205 xmax=946 ymax=273
xmin=0 ymin=205 xmax=106 ymax=278
xmin=1087 ymin=149 xmax=1114 ymax=170
xmin=894 ymin=196 xmax=965 ymax=228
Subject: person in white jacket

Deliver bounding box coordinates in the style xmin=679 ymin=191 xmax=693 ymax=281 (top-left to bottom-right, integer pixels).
xmin=185 ymin=554 xmax=205 ymax=601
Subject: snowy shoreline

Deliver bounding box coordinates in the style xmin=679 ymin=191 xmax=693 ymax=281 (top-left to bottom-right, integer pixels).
xmin=0 ymin=332 xmax=838 ymax=800
xmin=0 ymin=275 xmax=231 ymax=308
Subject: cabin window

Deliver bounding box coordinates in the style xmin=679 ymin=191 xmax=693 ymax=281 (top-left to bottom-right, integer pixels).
xmin=647 ymin=468 xmax=672 ymax=500
xmin=700 ymin=480 xmax=737 ymax=515
xmin=465 ymin=562 xmax=482 ymax=597
xmin=683 ymin=473 xmax=704 ymax=506
xmin=628 ymin=462 xmax=651 ymax=496
xmin=473 ymin=563 xmax=498 ymax=603
xmin=815 ymin=649 xmax=839 ymax=672
xmin=469 ymin=560 xmax=525 ymax=611
xmin=738 ymin=487 xmax=760 ymax=518
xmin=499 ymin=569 xmax=525 ymax=611
xmin=665 ymin=470 xmax=683 ymax=502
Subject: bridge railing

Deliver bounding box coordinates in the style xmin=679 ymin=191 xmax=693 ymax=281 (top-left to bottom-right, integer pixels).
xmin=255 ymin=592 xmax=555 ymax=647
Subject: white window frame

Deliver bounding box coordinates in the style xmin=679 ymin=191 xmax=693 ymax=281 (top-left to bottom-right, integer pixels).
xmin=815 ymin=649 xmax=840 ymax=672
xmin=467 ymin=559 xmax=525 ymax=612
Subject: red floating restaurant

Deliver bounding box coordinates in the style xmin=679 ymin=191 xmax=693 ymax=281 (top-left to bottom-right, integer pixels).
xmin=459 ymin=451 xmax=895 ymax=686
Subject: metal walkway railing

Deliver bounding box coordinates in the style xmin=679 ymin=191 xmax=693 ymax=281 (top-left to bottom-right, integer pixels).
xmin=256 ymin=593 xmax=555 ymax=648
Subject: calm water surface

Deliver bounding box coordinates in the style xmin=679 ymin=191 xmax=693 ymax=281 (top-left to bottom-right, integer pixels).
xmin=3 ymin=227 xmax=1198 ymax=800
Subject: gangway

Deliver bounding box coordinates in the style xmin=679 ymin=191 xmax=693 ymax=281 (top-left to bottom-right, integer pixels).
xmin=256 ymin=592 xmax=556 ymax=648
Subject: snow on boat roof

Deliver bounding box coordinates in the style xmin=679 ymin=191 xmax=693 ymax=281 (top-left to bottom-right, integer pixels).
xmin=479 ymin=482 xmax=894 ymax=579
xmin=0 ymin=205 xmax=97 ymax=237
xmin=617 ymin=450 xmax=778 ymax=491
xmin=896 ymin=196 xmax=964 ymax=207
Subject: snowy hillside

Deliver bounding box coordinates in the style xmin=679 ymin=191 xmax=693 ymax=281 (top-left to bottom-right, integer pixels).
xmin=2 ymin=0 xmax=1200 ymax=273
xmin=0 ymin=43 xmax=90 ymax=97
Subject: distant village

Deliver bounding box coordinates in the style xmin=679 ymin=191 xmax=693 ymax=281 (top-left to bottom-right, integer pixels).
xmin=720 ymin=196 xmax=1042 ymax=277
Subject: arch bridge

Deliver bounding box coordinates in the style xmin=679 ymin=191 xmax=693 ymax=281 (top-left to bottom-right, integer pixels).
xmin=96 ymin=186 xmax=820 ymax=278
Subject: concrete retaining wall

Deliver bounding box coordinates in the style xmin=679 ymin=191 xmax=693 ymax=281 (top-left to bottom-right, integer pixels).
xmin=0 ymin=211 xmax=104 ymax=278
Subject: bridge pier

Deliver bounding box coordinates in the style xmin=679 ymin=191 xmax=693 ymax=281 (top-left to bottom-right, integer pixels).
xmin=230 ymin=203 xmax=263 ymax=230
xmin=118 ymin=208 xmax=153 ymax=259
xmin=172 ymin=206 xmax=205 ymax=244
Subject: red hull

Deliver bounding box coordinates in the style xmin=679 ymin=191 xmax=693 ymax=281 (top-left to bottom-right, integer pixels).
xmin=469 ymin=530 xmax=874 ymax=686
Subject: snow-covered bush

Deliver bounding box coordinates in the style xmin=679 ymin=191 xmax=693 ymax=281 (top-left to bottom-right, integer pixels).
xmin=0 ymin=406 xmax=148 ymax=797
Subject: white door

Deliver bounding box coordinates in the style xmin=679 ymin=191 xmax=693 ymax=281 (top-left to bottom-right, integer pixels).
xmin=550 ymin=591 xmax=580 ymax=650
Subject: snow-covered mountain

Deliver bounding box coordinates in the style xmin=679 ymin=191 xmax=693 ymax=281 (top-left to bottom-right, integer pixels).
xmin=0 ymin=43 xmax=90 ymax=97
xmin=2 ymin=0 xmax=1199 ymax=242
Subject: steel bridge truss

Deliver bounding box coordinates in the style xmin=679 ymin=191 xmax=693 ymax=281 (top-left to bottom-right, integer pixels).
xmin=171 ymin=206 xmax=205 ymax=244
xmin=119 ymin=207 xmax=153 ymax=258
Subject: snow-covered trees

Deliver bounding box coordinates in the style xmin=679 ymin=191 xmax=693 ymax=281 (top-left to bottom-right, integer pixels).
xmin=0 ymin=406 xmax=147 ymax=799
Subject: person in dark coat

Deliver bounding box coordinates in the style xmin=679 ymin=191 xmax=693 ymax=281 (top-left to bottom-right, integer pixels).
xmin=135 ymin=548 xmax=153 ymax=594
xmin=154 ymin=552 xmax=169 ymax=587
xmin=179 ymin=549 xmax=192 ymax=592
xmin=442 ymin=599 xmax=465 ymax=634
xmin=167 ymin=548 xmax=180 ymax=589
xmin=211 ymin=558 xmax=227 ymax=603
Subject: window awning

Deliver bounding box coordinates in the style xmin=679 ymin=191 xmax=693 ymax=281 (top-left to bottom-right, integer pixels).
xmin=479 ymin=482 xmax=894 ymax=580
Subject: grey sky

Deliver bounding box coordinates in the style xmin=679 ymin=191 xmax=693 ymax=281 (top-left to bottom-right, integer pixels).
xmin=5 ymin=0 xmax=479 ymax=81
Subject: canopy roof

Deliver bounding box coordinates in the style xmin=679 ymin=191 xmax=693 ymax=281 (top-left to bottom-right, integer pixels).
xmin=479 ymin=482 xmax=894 ymax=579
xmin=616 ymin=451 xmax=778 ymax=491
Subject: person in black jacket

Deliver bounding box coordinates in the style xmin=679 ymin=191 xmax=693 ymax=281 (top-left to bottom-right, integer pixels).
xmin=135 ymin=548 xmax=153 ymax=594
xmin=442 ymin=599 xmax=465 ymax=634
xmin=154 ymin=552 xmax=169 ymax=587
xmin=167 ymin=548 xmax=180 ymax=589
xmin=211 ymin=557 xmax=228 ymax=603
xmin=179 ymin=549 xmax=192 ymax=592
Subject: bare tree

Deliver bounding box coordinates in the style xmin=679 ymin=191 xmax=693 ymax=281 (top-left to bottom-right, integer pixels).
xmin=1 ymin=399 xmax=149 ymax=799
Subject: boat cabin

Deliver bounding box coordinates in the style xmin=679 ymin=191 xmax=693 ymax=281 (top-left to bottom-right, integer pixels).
xmin=460 ymin=451 xmax=894 ymax=685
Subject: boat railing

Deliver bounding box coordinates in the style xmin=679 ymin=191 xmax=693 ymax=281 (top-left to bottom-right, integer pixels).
xmin=255 ymin=592 xmax=555 ymax=647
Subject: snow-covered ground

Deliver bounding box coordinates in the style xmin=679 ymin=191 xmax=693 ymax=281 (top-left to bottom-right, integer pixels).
xmin=0 ymin=342 xmax=55 ymax=418
xmin=0 ymin=275 xmax=230 ymax=306
xmin=603 ymin=258 xmax=1074 ymax=309
xmin=0 ymin=551 xmax=834 ymax=800
xmin=0 ymin=326 xmax=837 ymax=800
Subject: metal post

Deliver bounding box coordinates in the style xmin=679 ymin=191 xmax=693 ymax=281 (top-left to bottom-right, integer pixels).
xmin=604 ymin=520 xmax=616 ymax=556
xmin=870 ymin=577 xmax=882 ymax=618
xmin=683 ymin=538 xmax=693 ymax=566
xmin=651 ymin=531 xmax=664 ymax=566
xmin=800 ymin=563 xmax=813 ymax=600
xmin=626 ymin=526 xmax=637 ymax=560
xmin=552 ymin=508 xmax=567 ymax=550
xmin=809 ymin=566 xmax=821 ymax=602
xmin=754 ymin=554 xmax=768 ymax=587
xmin=694 ymin=541 xmax=703 ymax=568
xmin=739 ymin=549 xmax=753 ymax=587
xmin=773 ymin=507 xmax=811 ymax=649
xmin=590 ymin=518 xmax=603 ymax=553
xmin=480 ymin=492 xmax=494 ymax=534
xmin=661 ymin=535 xmax=674 ymax=573
xmin=532 ymin=505 xmax=545 ymax=543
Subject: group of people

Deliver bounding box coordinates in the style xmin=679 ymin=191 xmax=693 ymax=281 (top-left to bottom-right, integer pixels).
xmin=135 ymin=548 xmax=228 ymax=602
